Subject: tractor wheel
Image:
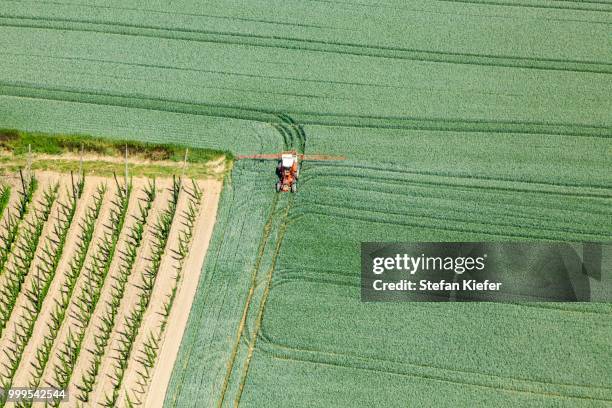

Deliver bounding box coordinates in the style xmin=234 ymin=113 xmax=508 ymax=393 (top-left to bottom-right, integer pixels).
xmin=291 ymin=182 xmax=297 ymax=193
xmin=276 ymin=163 xmax=282 ymax=176
xmin=276 ymin=181 xmax=282 ymax=192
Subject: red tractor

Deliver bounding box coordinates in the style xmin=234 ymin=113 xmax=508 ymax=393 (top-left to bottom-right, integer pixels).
xmin=276 ymin=152 xmax=299 ymax=193
xmin=236 ymin=151 xmax=345 ymax=192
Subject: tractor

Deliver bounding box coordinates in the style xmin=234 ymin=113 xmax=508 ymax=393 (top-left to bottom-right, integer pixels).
xmin=276 ymin=151 xmax=299 ymax=193
xmin=235 ymin=150 xmax=345 ymax=193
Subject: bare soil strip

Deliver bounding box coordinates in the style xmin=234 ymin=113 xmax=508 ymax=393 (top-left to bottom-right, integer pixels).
xmin=143 ymin=180 xmax=222 ymax=408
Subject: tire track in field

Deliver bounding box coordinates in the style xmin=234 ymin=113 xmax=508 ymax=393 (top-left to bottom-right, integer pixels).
xmin=302 ymin=0 xmax=612 ymax=14
xmin=0 ymin=50 xmax=560 ymax=100
xmin=297 ymin=189 xmax=611 ymax=238
xmin=300 ymin=167 xmax=612 ymax=210
xmin=311 ymin=175 xmax=612 ymax=207
xmin=216 ymin=116 xmax=303 ymax=406
xmin=294 ymin=113 xmax=612 ymax=139
xmin=0 ymin=51 xmax=533 ymax=99
xmin=310 ymin=162 xmax=612 ymax=193
xmin=270 ymin=270 xmax=357 ymax=290
xmin=0 ymin=51 xmax=402 ymax=90
xmin=255 ymin=341 xmax=612 ymax=402
xmin=16 ymin=0 xmax=611 ymax=26
xmin=0 ymin=81 xmax=609 ymax=140
xmin=266 ymin=274 xmax=612 ymax=329
xmin=294 ymin=164 xmax=610 ymax=248
xmin=1 ymin=15 xmax=611 ymax=73
xmin=164 ymin=177 xmax=237 ymax=408
xmin=312 ymin=178 xmax=612 ymax=218
xmin=437 ymin=0 xmax=612 ymax=13
xmin=304 ymin=0 xmax=612 ymax=25
xmin=274 ymin=269 xmax=588 ymax=314
xmin=232 ymin=196 xmax=294 ymax=407
xmin=2 ymin=51 xmax=607 ymax=100
xmin=261 ymin=273 xmax=612 ymax=329
xmin=215 ymin=194 xmax=279 ymax=408
xmin=13 ymin=62 xmax=350 ymax=101
xmin=314 ymin=194 xmax=609 ymax=237
xmin=301 ymin=206 xmax=609 ymax=241
xmin=297 ymin=164 xmax=612 ymax=236
xmin=7 ymin=61 xmax=352 ymax=103
xmin=5 ymin=0 xmax=348 ymax=30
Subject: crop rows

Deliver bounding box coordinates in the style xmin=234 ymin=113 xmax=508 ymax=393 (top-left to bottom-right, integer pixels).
xmin=14 ymin=182 xmax=105 ymax=408
xmin=100 ymin=177 xmax=181 ymax=407
xmin=45 ymin=177 xmax=131 ymax=407
xmin=165 ymin=161 xmax=280 ymax=407
xmin=159 ymin=180 xmax=203 ymax=333
xmin=0 ymin=174 xmax=37 ymax=281
xmin=0 ymin=182 xmax=58 ymax=336
xmin=0 ymin=185 xmax=9 ymax=219
xmin=242 ymin=160 xmax=612 ymax=406
xmin=74 ymin=180 xmax=156 ymax=403
xmin=125 ymin=180 xmax=203 ymax=406
xmin=1 ymin=1 xmax=609 ymax=406
xmin=0 ymin=169 xmax=216 ymax=408
xmin=166 ymin=152 xmax=612 ymax=407
xmin=0 ymin=178 xmax=81 ymax=406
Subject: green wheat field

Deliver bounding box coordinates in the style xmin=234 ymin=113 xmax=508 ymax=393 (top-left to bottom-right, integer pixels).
xmin=0 ymin=0 xmax=611 ymax=407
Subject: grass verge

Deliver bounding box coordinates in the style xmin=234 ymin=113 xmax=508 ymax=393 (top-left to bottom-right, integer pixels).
xmin=0 ymin=129 xmax=233 ymax=179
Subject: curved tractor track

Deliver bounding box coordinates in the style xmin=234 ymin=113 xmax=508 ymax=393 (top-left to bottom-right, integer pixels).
xmin=216 ymin=114 xmax=304 ymax=407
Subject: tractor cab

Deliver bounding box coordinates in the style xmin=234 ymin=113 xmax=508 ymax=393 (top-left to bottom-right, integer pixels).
xmin=276 ymin=152 xmax=299 ymax=193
